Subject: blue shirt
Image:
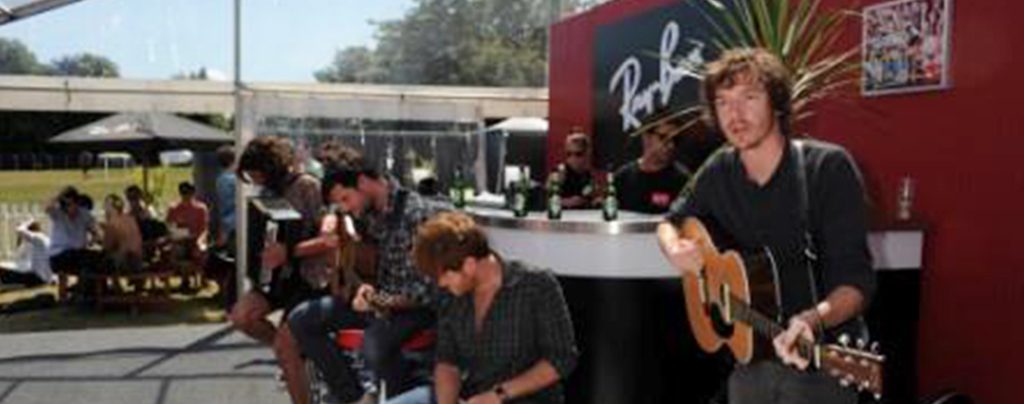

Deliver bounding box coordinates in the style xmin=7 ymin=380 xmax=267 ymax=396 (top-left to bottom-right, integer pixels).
xmin=215 ymin=171 xmax=237 ymax=235
xmin=46 ymin=205 xmax=94 ymax=257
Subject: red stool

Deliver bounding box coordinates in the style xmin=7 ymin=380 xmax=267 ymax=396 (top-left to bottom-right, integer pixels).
xmin=334 ymin=329 xmax=437 ymax=351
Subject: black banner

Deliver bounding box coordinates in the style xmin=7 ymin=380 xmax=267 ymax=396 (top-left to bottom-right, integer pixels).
xmin=591 ymin=1 xmax=721 ymax=171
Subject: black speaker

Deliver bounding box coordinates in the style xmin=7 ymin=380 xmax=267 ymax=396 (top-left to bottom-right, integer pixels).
xmin=866 ymin=269 xmax=921 ymax=404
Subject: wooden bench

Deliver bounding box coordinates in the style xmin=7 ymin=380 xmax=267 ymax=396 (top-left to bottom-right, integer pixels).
xmin=59 ymin=270 xmax=176 ymax=314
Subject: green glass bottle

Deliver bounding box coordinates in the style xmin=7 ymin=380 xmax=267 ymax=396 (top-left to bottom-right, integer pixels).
xmin=450 ymin=169 xmax=466 ymax=209
xmin=603 ymin=171 xmax=618 ymax=221
xmin=547 ymin=174 xmax=563 ymax=220
xmin=513 ymin=166 xmax=529 ymax=218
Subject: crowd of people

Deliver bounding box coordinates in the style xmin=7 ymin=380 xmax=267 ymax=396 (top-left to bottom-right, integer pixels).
xmin=218 ymin=135 xmax=578 ymax=404
xmin=0 ymin=145 xmax=241 ymax=305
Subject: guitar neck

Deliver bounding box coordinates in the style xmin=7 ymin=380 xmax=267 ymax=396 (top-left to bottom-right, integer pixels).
xmin=726 ymin=294 xmax=818 ymax=363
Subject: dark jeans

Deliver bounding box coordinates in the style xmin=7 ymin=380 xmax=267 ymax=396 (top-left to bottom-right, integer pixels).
xmin=50 ymin=249 xmax=103 ymax=299
xmin=204 ymin=249 xmax=237 ymax=311
xmin=728 ymin=361 xmax=857 ymax=404
xmin=288 ymin=295 xmax=435 ymax=401
xmin=49 ymin=249 xmax=102 ymax=276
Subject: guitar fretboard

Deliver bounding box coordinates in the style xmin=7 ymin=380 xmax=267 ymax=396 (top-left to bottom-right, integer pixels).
xmin=726 ymin=294 xmax=817 ymax=363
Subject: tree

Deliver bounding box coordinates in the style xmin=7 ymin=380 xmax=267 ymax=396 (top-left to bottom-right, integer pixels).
xmin=314 ymin=46 xmax=384 ymax=83
xmin=172 ymin=67 xmax=209 ymax=80
xmin=50 ymin=52 xmax=120 ymax=78
xmin=316 ymin=0 xmax=599 ymax=86
xmin=0 ymin=37 xmax=48 ymax=74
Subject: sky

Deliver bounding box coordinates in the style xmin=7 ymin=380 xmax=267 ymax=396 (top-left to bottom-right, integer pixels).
xmin=0 ymin=0 xmax=414 ymax=82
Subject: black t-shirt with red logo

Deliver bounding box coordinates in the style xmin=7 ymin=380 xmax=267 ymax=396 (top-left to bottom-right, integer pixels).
xmin=613 ymin=160 xmax=690 ymax=214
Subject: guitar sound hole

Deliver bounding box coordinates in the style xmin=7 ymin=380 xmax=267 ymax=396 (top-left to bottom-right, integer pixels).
xmin=707 ymin=303 xmax=735 ymax=338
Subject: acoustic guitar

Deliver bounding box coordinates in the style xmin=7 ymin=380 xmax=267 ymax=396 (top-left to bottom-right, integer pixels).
xmin=333 ymin=213 xmax=377 ymax=301
xmin=678 ymin=217 xmax=885 ymax=399
xmin=333 ymin=212 xmax=398 ymax=319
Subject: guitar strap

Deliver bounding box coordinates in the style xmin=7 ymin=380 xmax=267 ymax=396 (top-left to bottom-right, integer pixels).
xmin=792 ymin=139 xmax=832 ymax=340
xmin=791 ymin=140 xmax=821 ymax=304
xmin=792 ymin=139 xmax=869 ymax=341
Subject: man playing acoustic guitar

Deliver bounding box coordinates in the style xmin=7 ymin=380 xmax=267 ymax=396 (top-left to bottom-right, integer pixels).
xmin=289 ymin=151 xmax=451 ymax=403
xmin=657 ymin=48 xmax=876 ymax=404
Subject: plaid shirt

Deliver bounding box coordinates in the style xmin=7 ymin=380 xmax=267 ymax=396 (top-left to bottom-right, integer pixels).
xmin=436 ymin=260 xmax=579 ymax=403
xmin=366 ymin=182 xmax=450 ymax=307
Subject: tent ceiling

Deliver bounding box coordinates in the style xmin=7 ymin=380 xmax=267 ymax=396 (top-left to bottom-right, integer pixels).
xmin=0 ymin=0 xmax=82 ymax=25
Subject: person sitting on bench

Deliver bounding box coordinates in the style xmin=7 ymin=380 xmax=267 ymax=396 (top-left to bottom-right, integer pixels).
xmin=1 ymin=220 xmax=54 ymax=288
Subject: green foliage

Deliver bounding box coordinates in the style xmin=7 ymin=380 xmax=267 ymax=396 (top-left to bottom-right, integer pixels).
xmin=0 ymin=37 xmax=122 ymax=78
xmin=50 ymin=52 xmax=120 ymax=78
xmin=314 ymin=46 xmax=384 ymax=83
xmin=316 ymin=0 xmax=601 ymax=86
xmin=172 ymin=67 xmax=210 ymax=80
xmin=0 ymin=37 xmax=48 ymax=74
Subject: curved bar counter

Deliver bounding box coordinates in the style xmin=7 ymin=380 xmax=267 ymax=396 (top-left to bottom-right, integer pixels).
xmin=467 ymin=207 xmax=675 ymax=279
xmin=467 ymin=207 xmax=727 ymax=404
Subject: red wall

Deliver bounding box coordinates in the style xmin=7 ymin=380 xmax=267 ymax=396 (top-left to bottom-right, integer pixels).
xmin=813 ymin=1 xmax=1024 ymax=403
xmin=550 ymin=1 xmax=1024 ymax=403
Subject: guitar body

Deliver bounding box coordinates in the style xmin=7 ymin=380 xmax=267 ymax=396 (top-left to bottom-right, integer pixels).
xmin=681 ymin=217 xmax=781 ymax=364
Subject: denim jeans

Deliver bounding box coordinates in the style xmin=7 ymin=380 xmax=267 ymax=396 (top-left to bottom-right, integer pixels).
xmin=289 ymin=295 xmax=435 ymax=401
xmin=728 ymin=360 xmax=857 ymax=404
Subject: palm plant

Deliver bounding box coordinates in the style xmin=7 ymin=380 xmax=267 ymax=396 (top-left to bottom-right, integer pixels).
xmin=642 ymin=0 xmax=861 ymax=137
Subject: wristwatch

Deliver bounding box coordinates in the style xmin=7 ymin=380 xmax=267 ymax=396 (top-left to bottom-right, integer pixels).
xmin=493 ymin=384 xmax=509 ymax=402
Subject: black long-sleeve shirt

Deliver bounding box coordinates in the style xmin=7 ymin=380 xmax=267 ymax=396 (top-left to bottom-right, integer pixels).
xmin=666 ymin=139 xmax=875 ymax=336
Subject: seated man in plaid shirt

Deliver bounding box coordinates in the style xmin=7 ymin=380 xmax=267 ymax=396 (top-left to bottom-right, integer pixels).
xmin=288 ymin=158 xmax=450 ymax=403
xmin=412 ymin=212 xmax=579 ymax=404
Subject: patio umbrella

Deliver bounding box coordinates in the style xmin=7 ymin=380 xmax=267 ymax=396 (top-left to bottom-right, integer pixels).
xmin=49 ymin=112 xmax=233 ymax=193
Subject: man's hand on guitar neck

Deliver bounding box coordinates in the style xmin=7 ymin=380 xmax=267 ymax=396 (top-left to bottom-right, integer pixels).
xmin=775 ymin=286 xmax=868 ymax=370
xmin=774 ymin=313 xmax=818 ymax=370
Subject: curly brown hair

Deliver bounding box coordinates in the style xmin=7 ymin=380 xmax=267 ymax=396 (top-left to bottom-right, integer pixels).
xmin=237 ymin=136 xmax=296 ymax=194
xmin=412 ymin=212 xmax=491 ymax=278
xmin=701 ymin=48 xmax=793 ymax=135
xmin=316 ymin=141 xmax=365 ymax=172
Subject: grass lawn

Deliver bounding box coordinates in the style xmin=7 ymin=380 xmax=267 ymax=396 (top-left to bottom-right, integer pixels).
xmin=0 ymin=166 xmax=193 ymax=206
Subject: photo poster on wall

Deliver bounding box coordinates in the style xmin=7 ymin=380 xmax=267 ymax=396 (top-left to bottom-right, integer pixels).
xmin=591 ymin=1 xmax=722 ymax=173
xmin=862 ymin=0 xmax=952 ymax=96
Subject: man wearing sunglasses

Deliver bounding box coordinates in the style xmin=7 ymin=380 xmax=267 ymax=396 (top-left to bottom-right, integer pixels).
xmin=548 ymin=131 xmax=597 ymax=209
